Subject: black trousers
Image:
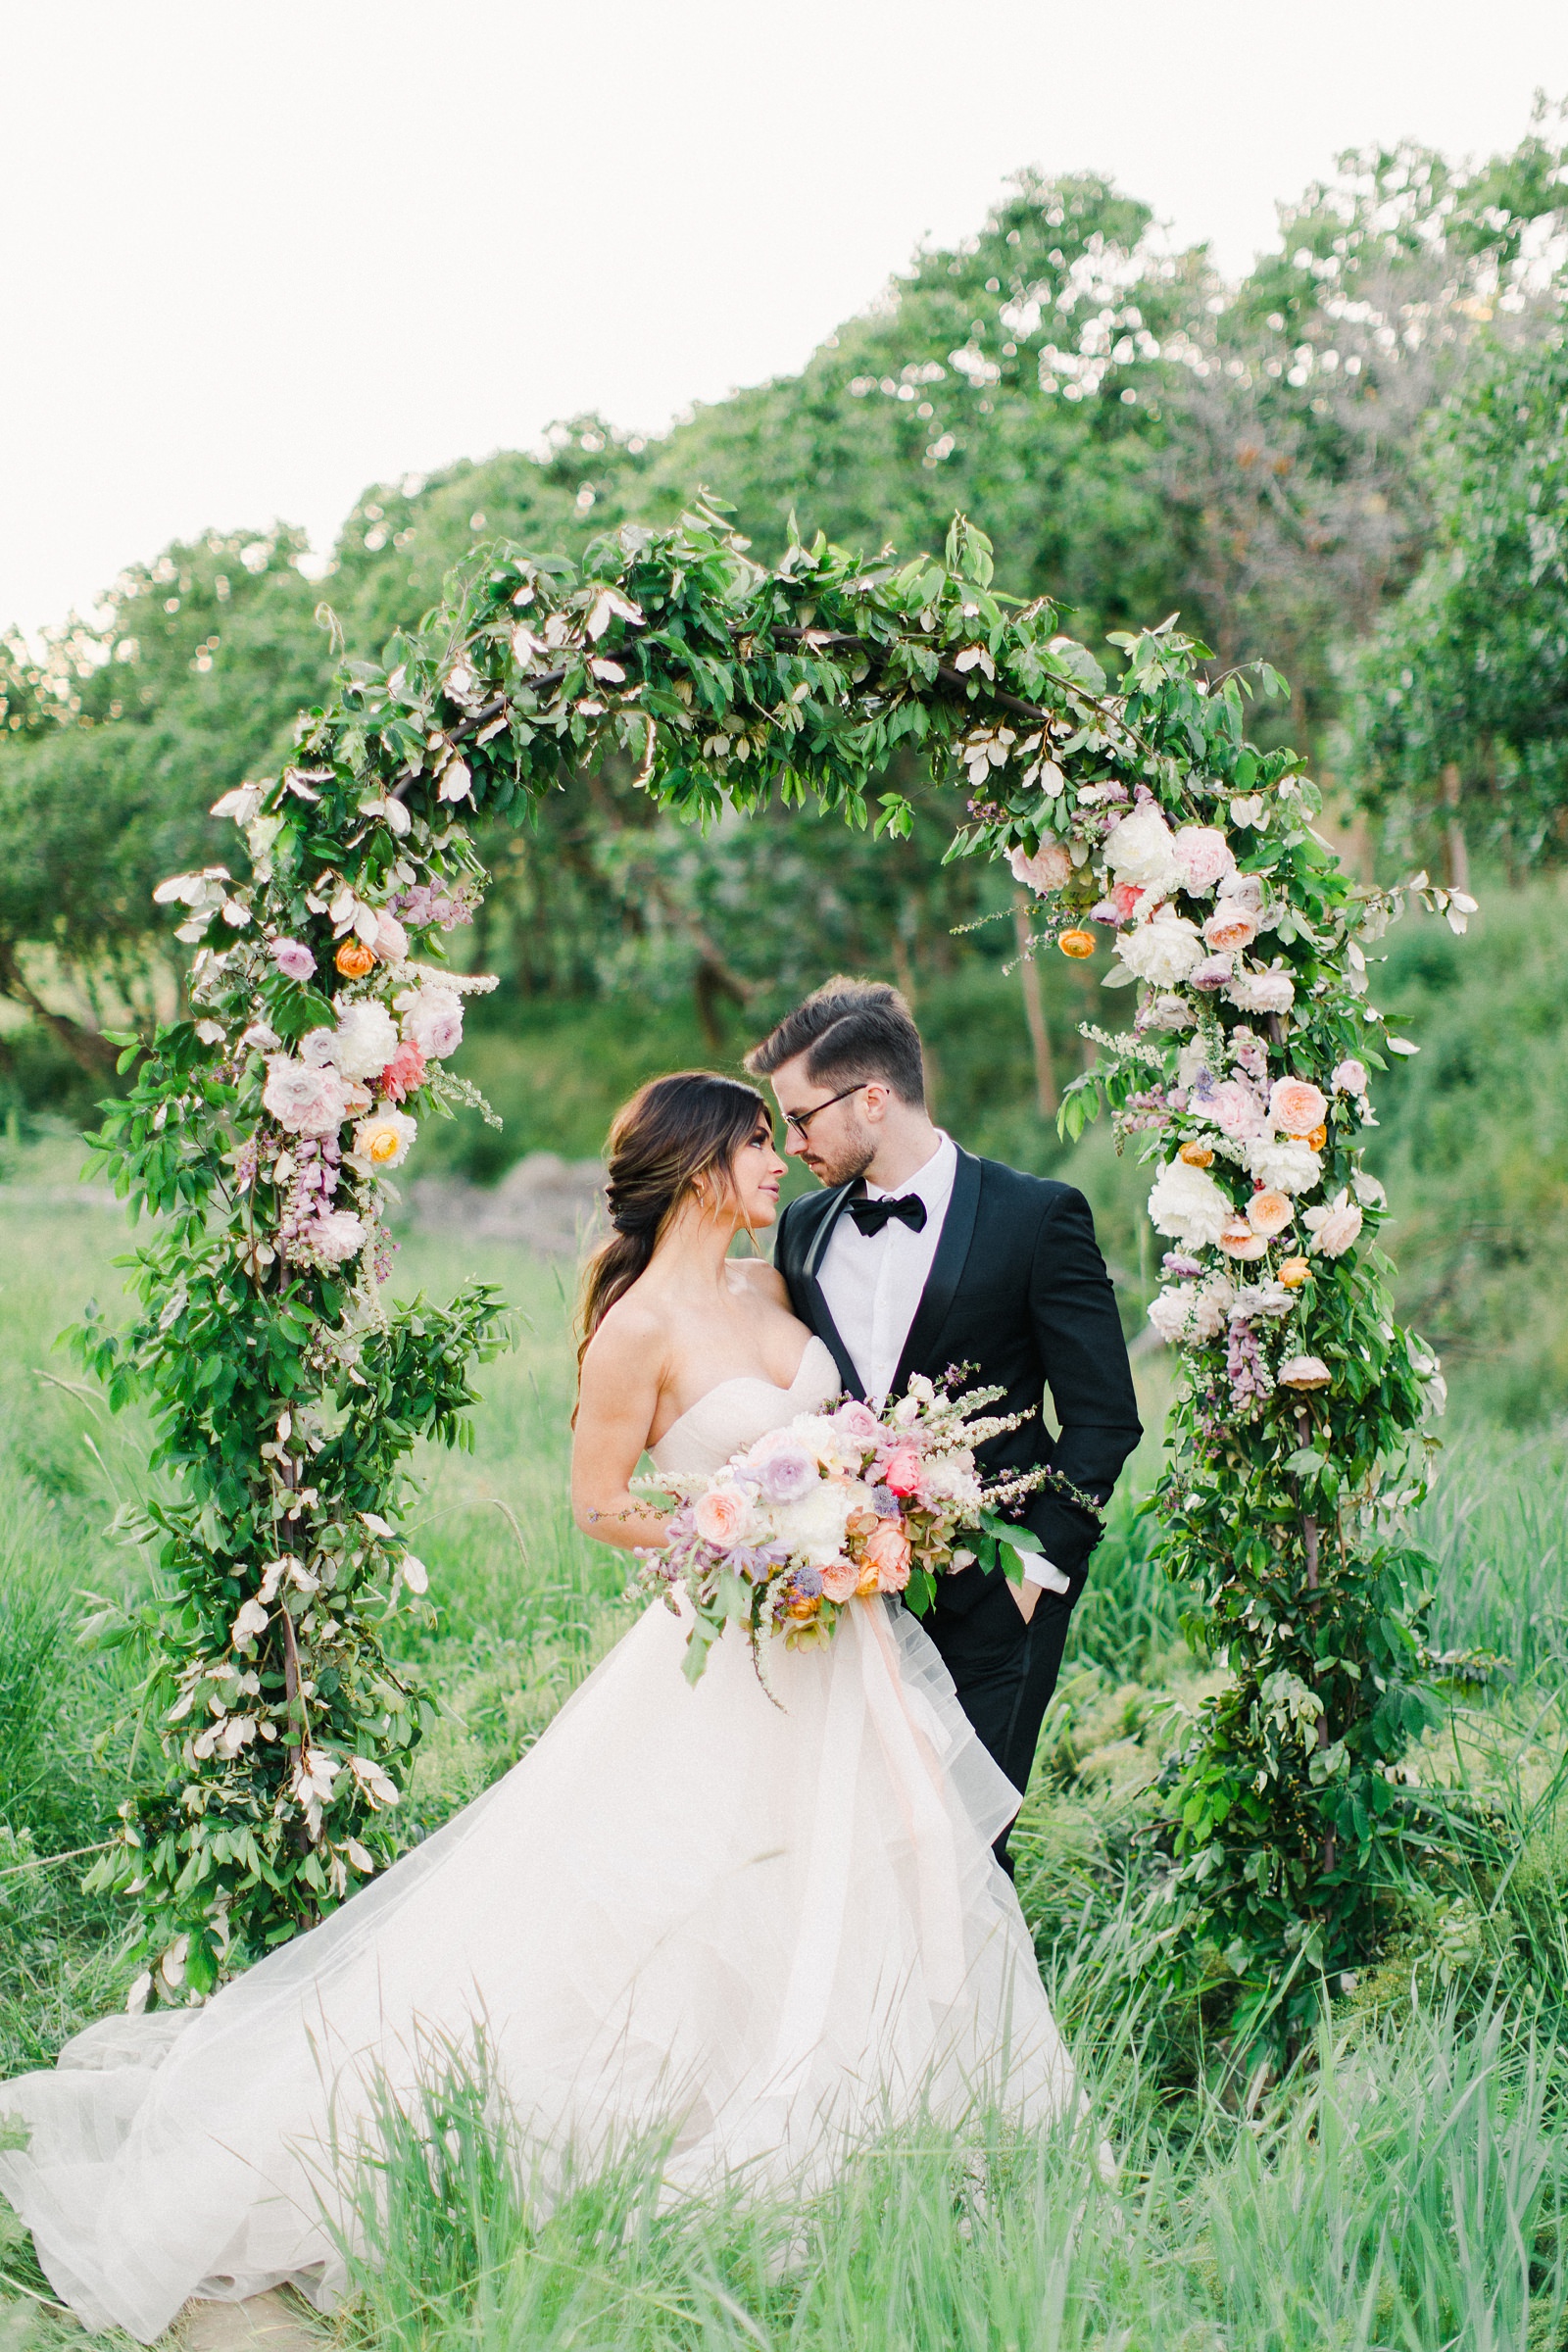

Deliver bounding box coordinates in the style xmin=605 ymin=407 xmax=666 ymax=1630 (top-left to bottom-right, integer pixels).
xmin=918 ymin=1568 xmax=1077 ymax=1877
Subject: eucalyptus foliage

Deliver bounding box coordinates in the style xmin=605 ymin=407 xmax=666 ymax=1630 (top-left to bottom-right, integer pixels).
xmin=89 ymin=496 xmax=1453 ymax=2026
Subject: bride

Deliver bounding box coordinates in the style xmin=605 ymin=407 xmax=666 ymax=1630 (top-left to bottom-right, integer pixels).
xmin=0 ymin=1071 xmax=1074 ymax=2342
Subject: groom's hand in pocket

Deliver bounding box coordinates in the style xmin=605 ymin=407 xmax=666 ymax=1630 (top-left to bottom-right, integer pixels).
xmin=1007 ymin=1578 xmax=1041 ymax=1625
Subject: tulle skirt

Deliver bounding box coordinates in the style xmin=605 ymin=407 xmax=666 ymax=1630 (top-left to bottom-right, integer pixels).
xmin=0 ymin=1595 xmax=1073 ymax=2341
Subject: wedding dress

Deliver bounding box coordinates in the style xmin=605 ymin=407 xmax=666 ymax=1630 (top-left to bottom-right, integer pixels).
xmin=0 ymin=1334 xmax=1074 ymax=2341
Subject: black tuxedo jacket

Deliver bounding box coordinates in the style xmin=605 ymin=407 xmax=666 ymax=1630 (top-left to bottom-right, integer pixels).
xmin=773 ymin=1149 xmax=1142 ymax=1620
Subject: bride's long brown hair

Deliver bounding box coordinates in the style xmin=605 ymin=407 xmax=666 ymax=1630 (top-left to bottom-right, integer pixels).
xmin=578 ymin=1070 xmax=772 ymax=1368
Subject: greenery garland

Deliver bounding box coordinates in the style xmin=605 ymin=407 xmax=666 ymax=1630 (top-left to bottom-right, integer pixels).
xmin=80 ymin=495 xmax=1457 ymax=2030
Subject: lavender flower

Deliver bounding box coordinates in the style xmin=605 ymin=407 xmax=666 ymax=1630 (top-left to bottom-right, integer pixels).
xmin=759 ymin=1446 xmax=816 ymax=1505
xmin=1225 ymin=1317 xmax=1274 ymax=1411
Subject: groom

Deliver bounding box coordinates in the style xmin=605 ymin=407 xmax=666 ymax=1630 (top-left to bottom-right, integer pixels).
xmin=747 ymin=977 xmax=1142 ymax=1868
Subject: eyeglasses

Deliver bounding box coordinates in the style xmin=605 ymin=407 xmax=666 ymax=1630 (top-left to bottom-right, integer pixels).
xmin=780 ymin=1083 xmax=866 ymax=1141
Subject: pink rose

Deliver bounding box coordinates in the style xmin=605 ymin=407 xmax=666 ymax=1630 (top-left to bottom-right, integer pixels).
xmin=263 ymin=1054 xmax=350 ymax=1138
xmin=693 ymin=1483 xmax=754 ymax=1547
xmin=830 ymin=1400 xmax=884 ymax=1446
xmin=1172 ymin=824 xmax=1235 ymax=895
xmin=881 ymin=1447 xmax=924 ymax=1498
xmin=819 ymin=1559 xmax=860 ymax=1602
xmin=1332 ymin=1058 xmax=1369 ymax=1098
xmin=374 ymin=911 xmax=409 ymax=964
xmin=1269 ymin=1078 xmax=1329 ymax=1137
xmin=1007 ymin=840 xmax=1073 ymax=895
xmin=1206 ymin=1080 xmax=1268 ymax=1141
xmin=270 ymin=938 xmax=317 ymax=984
xmin=379 ymin=1040 xmax=427 ymax=1103
xmin=399 ymin=985 xmax=464 ymax=1061
xmin=1110 ymin=882 xmax=1152 ymax=923
xmin=861 ymin=1519 xmax=912 ymax=1592
xmin=1204 ymin=907 xmax=1258 ymax=954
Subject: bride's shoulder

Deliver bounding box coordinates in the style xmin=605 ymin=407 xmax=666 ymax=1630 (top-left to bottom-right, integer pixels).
xmin=730 ymin=1257 xmax=790 ymax=1308
xmin=580 ymin=1282 xmax=671 ymax=1382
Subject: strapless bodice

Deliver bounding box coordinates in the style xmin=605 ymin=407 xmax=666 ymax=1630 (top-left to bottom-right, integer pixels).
xmin=650 ymin=1334 xmax=841 ymax=1475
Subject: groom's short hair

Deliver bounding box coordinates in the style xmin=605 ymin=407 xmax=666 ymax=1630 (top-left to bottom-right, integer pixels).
xmin=745 ymin=977 xmax=926 ymax=1105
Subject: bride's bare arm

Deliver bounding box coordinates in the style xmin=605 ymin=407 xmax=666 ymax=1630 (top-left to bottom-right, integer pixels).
xmin=571 ymin=1304 xmax=677 ymax=1551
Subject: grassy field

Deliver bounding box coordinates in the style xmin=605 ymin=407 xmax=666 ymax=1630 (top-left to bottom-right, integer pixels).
xmin=5 ymin=1128 xmax=1568 ymax=2349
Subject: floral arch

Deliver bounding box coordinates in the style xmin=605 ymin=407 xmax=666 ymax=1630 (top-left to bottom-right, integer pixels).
xmin=84 ymin=495 xmax=1460 ymax=2029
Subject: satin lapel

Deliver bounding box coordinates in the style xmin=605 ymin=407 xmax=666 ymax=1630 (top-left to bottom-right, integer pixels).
xmin=800 ymin=1182 xmax=864 ymax=1400
xmin=889 ymin=1147 xmax=982 ymax=1396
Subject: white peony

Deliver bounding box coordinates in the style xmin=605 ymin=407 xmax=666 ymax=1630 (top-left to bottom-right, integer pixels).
xmin=1102 ymin=802 xmax=1184 ymax=893
xmin=787 ymin=1413 xmax=865 ymax=1475
xmin=1303 ymin=1190 xmax=1363 ymax=1256
xmin=1225 ymin=965 xmax=1296 ymax=1014
xmin=779 ymin=1479 xmax=854 ymax=1567
xmin=330 ymin=1000 xmax=401 ymax=1080
xmin=1115 ymin=906 xmax=1205 ymax=988
xmin=1148 ymin=1285 xmax=1195 ymax=1344
xmin=1190 ymin=1276 xmax=1237 ymax=1341
xmin=263 ymin=1054 xmax=350 ymax=1138
xmin=1243 ymin=1136 xmax=1323 ymax=1195
xmin=1147 ymin=1158 xmax=1234 ymax=1250
xmin=399 ymin=985 xmax=465 ymax=1061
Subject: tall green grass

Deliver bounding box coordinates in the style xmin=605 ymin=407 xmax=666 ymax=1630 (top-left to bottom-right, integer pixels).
xmin=325 ymin=1996 xmax=1568 ymax=2352
xmin=8 ymin=1125 xmax=1568 ymax=2347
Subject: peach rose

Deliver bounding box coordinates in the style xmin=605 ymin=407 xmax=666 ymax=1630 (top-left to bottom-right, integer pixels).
xmin=1203 ymin=906 xmax=1258 ymax=954
xmin=1269 ymin=1078 xmax=1329 ymax=1137
xmin=1247 ymin=1189 xmax=1295 ymax=1238
xmin=693 ymin=1483 xmax=754 ymax=1548
xmin=1218 ymin=1218 xmax=1269 ymax=1261
xmin=881 ymin=1446 xmax=925 ymax=1498
xmin=862 ymin=1519 xmax=912 ymax=1592
xmin=819 ymin=1559 xmax=860 ymax=1602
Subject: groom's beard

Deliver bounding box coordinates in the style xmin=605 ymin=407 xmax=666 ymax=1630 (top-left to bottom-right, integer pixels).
xmin=801 ymin=1126 xmax=876 ymax=1190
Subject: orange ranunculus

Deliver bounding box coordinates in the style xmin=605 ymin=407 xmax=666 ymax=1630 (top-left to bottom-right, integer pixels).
xmin=1058 ymin=929 xmax=1096 ymax=959
xmin=862 ymin=1519 xmax=912 ymax=1592
xmin=1178 ymin=1141 xmax=1214 ymax=1167
xmin=1278 ymin=1256 xmax=1311 ymax=1288
xmin=1306 ymin=1123 xmax=1328 ymax=1151
xmin=786 ymin=1596 xmax=820 ymax=1621
xmin=855 ymin=1556 xmax=882 ymax=1597
xmin=335 ymin=938 xmax=376 ymax=978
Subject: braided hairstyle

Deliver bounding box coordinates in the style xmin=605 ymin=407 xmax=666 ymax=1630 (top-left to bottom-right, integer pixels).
xmin=578 ymin=1071 xmax=772 ymax=1366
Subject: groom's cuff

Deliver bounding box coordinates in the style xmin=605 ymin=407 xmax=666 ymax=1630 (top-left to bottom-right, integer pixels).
xmin=1022 ymin=1553 xmax=1072 ymax=1596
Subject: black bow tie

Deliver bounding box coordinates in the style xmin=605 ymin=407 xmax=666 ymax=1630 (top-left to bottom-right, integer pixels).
xmin=847 ymin=1192 xmax=928 ymax=1238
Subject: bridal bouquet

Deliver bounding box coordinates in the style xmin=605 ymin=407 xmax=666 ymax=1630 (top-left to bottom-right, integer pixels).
xmin=633 ymin=1373 xmax=1047 ymax=1689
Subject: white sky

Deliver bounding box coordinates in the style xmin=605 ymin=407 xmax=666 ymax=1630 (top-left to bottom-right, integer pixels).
xmin=4 ymin=0 xmax=1566 ymax=634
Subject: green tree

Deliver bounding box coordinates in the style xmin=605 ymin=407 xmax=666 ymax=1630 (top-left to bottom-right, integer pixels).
xmin=0 ymin=529 xmax=324 ymax=1075
xmin=1349 ymin=305 xmax=1568 ymax=873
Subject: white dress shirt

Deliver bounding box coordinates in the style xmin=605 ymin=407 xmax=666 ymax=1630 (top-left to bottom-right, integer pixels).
xmin=814 ymin=1132 xmax=1070 ymax=1598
